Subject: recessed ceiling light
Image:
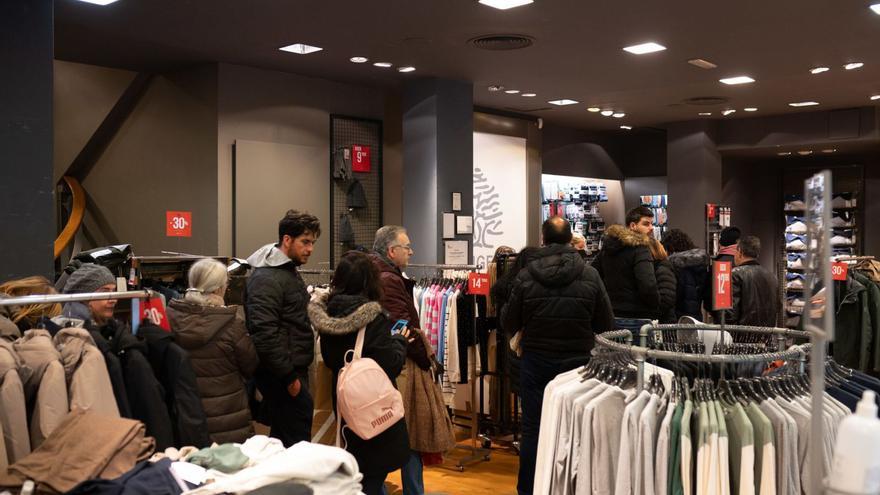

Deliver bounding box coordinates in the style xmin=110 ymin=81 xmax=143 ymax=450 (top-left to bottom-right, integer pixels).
xmin=623 ymin=42 xmax=667 ymax=55
xmin=688 ymin=58 xmax=718 ymax=69
xmin=549 ymin=99 xmax=579 ymax=106
xmin=612 ymin=113 xmax=626 ymax=118
xmin=478 ymin=0 xmax=534 ymax=9
xmin=397 ymin=66 xmax=416 ymax=73
xmin=722 ymin=109 xmax=736 ymax=116
xmin=620 ymin=125 xmax=633 ymax=130
xmin=720 ymin=76 xmax=755 ymax=85
xmin=373 ymin=62 xmax=393 ymax=68
xmin=822 ymin=149 xmax=837 ymax=153
xmin=699 ymin=112 xmax=713 ymax=116
xmin=521 ymin=93 xmax=537 ymax=97
xmin=487 ymin=85 xmax=504 ymax=92
xmin=872 ymin=3 xmax=880 ymax=14
xmin=279 ymin=43 xmax=323 ymax=55
xmin=871 ymin=95 xmax=880 ymax=101
xmin=600 ymin=110 xmax=614 ymax=116
xmin=587 ymin=107 xmax=601 ymax=113
xmin=797 ymin=150 xmax=813 ymax=155
xmin=810 ymin=67 xmax=830 ymax=74
xmin=789 ymin=101 xmax=820 ymax=107
xmin=76 ymin=0 xmax=120 ymax=3
xmin=505 ymin=89 xmax=520 ymax=94
xmin=744 ymin=107 xmax=758 ymax=112
xmin=778 ymin=152 xmax=792 ymax=156
xmin=844 ymin=62 xmax=864 ymax=70
xmin=350 ymin=56 xmax=369 ymax=63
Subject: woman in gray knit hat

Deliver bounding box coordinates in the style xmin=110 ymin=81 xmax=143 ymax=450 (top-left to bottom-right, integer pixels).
xmin=61 ymin=263 xmax=118 ymax=325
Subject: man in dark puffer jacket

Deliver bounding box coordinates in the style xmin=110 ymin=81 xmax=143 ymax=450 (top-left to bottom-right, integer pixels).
xmin=245 ymin=210 xmax=320 ymax=447
xmin=501 ymin=217 xmax=614 ymax=495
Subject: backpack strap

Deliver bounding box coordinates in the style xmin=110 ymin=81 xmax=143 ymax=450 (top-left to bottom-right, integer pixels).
xmin=354 ymin=326 xmax=366 ymax=359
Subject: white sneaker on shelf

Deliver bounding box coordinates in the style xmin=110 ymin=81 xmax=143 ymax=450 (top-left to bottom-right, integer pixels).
xmin=788 ymin=258 xmax=804 ymax=269
xmin=785 ymin=200 xmax=806 ymax=210
xmin=785 ymin=221 xmax=807 ymax=234
xmin=786 ymin=239 xmax=807 ymax=250
xmin=831 ymin=235 xmax=855 ymax=246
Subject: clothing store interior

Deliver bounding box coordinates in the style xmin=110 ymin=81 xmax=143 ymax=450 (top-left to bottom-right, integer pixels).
xmin=3 ymin=1 xmax=880 ymax=494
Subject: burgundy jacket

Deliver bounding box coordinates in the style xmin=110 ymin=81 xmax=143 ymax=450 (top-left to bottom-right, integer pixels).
xmin=370 ymin=253 xmax=431 ymax=369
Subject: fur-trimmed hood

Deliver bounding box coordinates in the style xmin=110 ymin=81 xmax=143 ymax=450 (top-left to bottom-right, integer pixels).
xmin=601 ymin=224 xmax=652 ymax=254
xmin=669 ymin=248 xmax=710 ymax=270
xmin=309 ymin=291 xmax=384 ymax=336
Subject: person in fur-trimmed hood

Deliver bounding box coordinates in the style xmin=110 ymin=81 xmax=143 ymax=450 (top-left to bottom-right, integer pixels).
xmin=309 ymin=251 xmax=411 ymax=495
xmin=592 ymin=210 xmax=661 ymax=319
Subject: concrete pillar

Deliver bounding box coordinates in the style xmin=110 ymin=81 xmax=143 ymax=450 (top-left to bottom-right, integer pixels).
xmin=666 ymin=120 xmax=722 ymax=246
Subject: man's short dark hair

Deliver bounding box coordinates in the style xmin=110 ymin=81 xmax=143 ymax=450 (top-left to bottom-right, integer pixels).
xmin=278 ymin=210 xmax=321 ymax=243
xmin=719 ymin=227 xmax=742 ymax=247
xmin=626 ymin=206 xmax=654 ymax=227
xmin=738 ymin=235 xmax=761 ymax=259
xmin=542 ymin=216 xmax=573 ymax=245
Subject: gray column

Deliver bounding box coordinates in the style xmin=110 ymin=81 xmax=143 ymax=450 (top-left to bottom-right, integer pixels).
xmin=666 ymin=120 xmax=722 ymax=245
xmin=0 ymin=0 xmax=54 ymax=281
xmin=402 ymin=79 xmax=473 ymax=264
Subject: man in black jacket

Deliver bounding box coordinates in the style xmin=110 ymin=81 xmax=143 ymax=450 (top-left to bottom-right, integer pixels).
xmin=501 ymin=216 xmax=614 ymax=495
xmin=245 ymin=210 xmax=320 ymax=446
xmin=725 ymin=235 xmax=779 ymax=339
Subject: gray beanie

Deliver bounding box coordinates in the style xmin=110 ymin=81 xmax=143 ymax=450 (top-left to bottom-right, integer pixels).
xmin=63 ymin=264 xmax=116 ymax=294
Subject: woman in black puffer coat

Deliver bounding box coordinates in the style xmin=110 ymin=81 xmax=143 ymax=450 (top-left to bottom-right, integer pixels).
xmin=662 ymin=229 xmax=711 ymax=321
xmin=648 ymin=238 xmax=677 ymax=323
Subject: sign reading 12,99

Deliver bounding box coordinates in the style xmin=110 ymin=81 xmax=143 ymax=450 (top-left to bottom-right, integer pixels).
xmin=166 ymin=211 xmax=192 ymax=237
xmin=713 ymin=261 xmax=732 ymax=311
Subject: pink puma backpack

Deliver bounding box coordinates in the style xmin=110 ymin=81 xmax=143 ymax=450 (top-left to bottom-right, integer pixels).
xmin=336 ymin=327 xmax=405 ymax=445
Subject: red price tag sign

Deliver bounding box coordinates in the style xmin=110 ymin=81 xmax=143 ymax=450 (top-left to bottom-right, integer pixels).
xmin=166 ymin=211 xmax=192 ymax=237
xmin=706 ymin=203 xmax=717 ymax=220
xmin=468 ymin=273 xmax=490 ymax=296
xmin=132 ymin=297 xmax=171 ymax=333
xmin=832 ymin=262 xmax=848 ymax=281
xmin=713 ymin=261 xmax=733 ymax=310
xmin=351 ymin=144 xmax=371 ymax=172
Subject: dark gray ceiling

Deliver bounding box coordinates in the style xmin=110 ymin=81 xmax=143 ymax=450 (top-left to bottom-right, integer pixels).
xmin=55 ymin=0 xmax=880 ymax=130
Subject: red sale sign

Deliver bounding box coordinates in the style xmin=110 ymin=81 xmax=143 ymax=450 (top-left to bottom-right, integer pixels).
xmin=132 ymin=297 xmax=171 ymax=333
xmin=706 ymin=203 xmax=717 ymax=220
xmin=166 ymin=211 xmax=192 ymax=237
xmin=468 ymin=273 xmax=490 ymax=296
xmin=832 ymin=262 xmax=848 ymax=281
xmin=713 ymin=261 xmax=733 ymax=310
xmin=351 ymin=144 xmax=371 ymax=172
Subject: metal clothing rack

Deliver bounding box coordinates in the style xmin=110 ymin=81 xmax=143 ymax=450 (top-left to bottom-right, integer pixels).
xmin=0 ymin=289 xmax=157 ymax=307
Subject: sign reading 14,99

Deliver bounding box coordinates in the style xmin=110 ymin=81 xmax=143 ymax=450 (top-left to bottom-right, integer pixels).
xmin=468 ymin=272 xmax=490 ymax=296
xmin=166 ymin=211 xmax=192 ymax=237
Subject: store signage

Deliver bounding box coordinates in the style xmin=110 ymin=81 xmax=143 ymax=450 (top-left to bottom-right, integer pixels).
xmin=712 ymin=261 xmax=732 ymax=310
xmin=832 ymin=262 xmax=848 ymax=281
xmin=706 ymin=203 xmax=717 ymax=220
xmin=132 ymin=297 xmax=171 ymax=333
xmin=166 ymin=211 xmax=192 ymax=237
xmin=351 ymin=144 xmax=371 ymax=172
xmin=468 ymin=272 xmax=490 ymax=296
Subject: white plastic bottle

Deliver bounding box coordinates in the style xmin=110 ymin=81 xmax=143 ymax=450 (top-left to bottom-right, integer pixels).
xmin=828 ymin=390 xmax=880 ymax=493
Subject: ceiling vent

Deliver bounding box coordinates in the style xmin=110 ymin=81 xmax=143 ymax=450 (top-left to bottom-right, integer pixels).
xmin=470 ymin=34 xmax=534 ymax=50
xmin=682 ymin=96 xmax=729 ymax=106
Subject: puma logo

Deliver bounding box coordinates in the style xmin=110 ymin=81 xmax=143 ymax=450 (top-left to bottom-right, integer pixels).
xmin=371 ymin=409 xmax=395 ymax=428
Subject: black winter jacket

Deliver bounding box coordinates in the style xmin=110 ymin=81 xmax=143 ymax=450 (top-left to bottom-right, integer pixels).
xmin=245 ymin=244 xmax=314 ymax=385
xmin=655 ymin=259 xmax=677 ymax=324
xmin=501 ymin=244 xmax=615 ymax=357
xmin=724 ymin=260 xmax=779 ymax=328
xmin=592 ymin=225 xmax=661 ymax=318
xmin=669 ymin=249 xmax=711 ymax=321
xmin=309 ymin=292 xmax=410 ymax=476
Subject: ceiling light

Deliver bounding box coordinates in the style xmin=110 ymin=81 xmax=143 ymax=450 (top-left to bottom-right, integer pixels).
xmin=350 ymin=56 xmax=369 ymax=63
xmin=521 ymin=93 xmax=537 ymax=97
xmin=744 ymin=107 xmax=758 ymax=112
xmin=549 ymin=99 xmax=579 ymax=106
xmin=720 ymin=76 xmax=755 ymax=85
xmin=612 ymin=113 xmax=626 ymax=118
xmin=872 ymin=3 xmax=880 ymax=14
xmin=844 ymin=62 xmax=864 ymax=70
xmin=487 ymin=85 xmax=504 ymax=92
xmin=797 ymin=150 xmax=813 ymax=155
xmin=822 ymin=149 xmax=837 ymax=153
xmin=810 ymin=67 xmax=830 ymax=74
xmin=722 ymin=109 xmax=736 ymax=116
xmin=279 ymin=43 xmax=323 ymax=55
xmin=789 ymin=101 xmax=820 ymax=107
xmin=620 ymin=125 xmax=632 ymax=130
xmin=600 ymin=110 xmax=614 ymax=116
xmin=478 ymin=0 xmax=534 ymax=9
xmin=397 ymin=66 xmax=416 ymax=73
xmin=373 ymin=62 xmax=393 ymax=68
xmin=778 ymin=152 xmax=792 ymax=156
xmin=587 ymin=107 xmax=601 ymax=113
xmin=688 ymin=58 xmax=718 ymax=69
xmin=871 ymin=95 xmax=880 ymax=101
xmin=698 ymin=112 xmax=712 ymax=116
xmin=623 ymin=42 xmax=667 ymax=55
xmin=76 ymin=0 xmax=120 ymax=4
xmin=505 ymin=89 xmax=520 ymax=94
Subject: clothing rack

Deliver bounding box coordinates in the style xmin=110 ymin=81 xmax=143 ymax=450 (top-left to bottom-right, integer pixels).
xmin=0 ymin=289 xmax=157 ymax=307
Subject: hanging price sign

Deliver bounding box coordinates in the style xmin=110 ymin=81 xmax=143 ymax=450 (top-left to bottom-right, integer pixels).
xmin=166 ymin=211 xmax=192 ymax=237
xmin=132 ymin=297 xmax=171 ymax=333
xmin=713 ymin=261 xmax=733 ymax=310
xmin=351 ymin=144 xmax=371 ymax=172
xmin=468 ymin=272 xmax=490 ymax=295
xmin=831 ymin=262 xmax=848 ymax=281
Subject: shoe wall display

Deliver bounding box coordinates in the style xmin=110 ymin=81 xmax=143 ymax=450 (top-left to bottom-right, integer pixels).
xmin=542 ymin=175 xmax=609 ymax=257
xmin=640 ymin=194 xmax=668 ymax=241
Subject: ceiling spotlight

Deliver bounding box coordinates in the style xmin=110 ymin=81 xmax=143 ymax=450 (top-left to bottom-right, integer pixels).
xmin=720 ymin=76 xmax=755 ymax=85
xmin=623 ymin=42 xmax=667 ymax=55
xmin=871 ymin=95 xmax=880 ymax=101
xmin=844 ymin=62 xmax=864 ymax=70
xmin=397 ymin=66 xmax=416 ymax=73
xmin=744 ymin=107 xmax=758 ymax=112
xmin=350 ymin=56 xmax=369 ymax=63
xmin=600 ymin=110 xmax=614 ymax=116
xmin=789 ymin=101 xmax=819 ymax=107
xmin=872 ymin=3 xmax=880 ymax=14
xmin=487 ymin=85 xmax=504 ymax=92
xmin=810 ymin=67 xmax=830 ymax=74
xmin=778 ymin=152 xmax=792 ymax=156
xmin=505 ymin=89 xmax=520 ymax=94
xmin=279 ymin=43 xmax=323 ymax=55
xmin=521 ymin=93 xmax=537 ymax=97
xmin=75 ymin=0 xmax=120 ymax=4
xmin=612 ymin=113 xmax=626 ymax=118
xmin=620 ymin=125 xmax=633 ymax=130
xmin=722 ymin=109 xmax=736 ymax=116
xmin=688 ymin=58 xmax=718 ymax=69
xmin=797 ymin=150 xmax=813 ymax=155
xmin=822 ymin=149 xmax=838 ymax=153
xmin=587 ymin=107 xmax=601 ymax=113
xmin=549 ymin=99 xmax=579 ymax=106
xmin=478 ymin=0 xmax=534 ymax=9
xmin=698 ymin=112 xmax=713 ymax=116
xmin=373 ymin=62 xmax=393 ymax=68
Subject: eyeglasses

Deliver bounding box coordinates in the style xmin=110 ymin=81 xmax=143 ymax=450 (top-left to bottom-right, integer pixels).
xmin=391 ymin=244 xmax=413 ymax=253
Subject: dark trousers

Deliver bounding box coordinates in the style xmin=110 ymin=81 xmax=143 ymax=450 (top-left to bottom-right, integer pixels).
xmin=361 ymin=472 xmax=389 ymax=495
xmin=517 ymin=352 xmax=586 ymax=495
xmin=256 ymin=372 xmax=314 ymax=447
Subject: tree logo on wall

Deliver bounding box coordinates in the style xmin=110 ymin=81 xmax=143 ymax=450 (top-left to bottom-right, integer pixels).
xmin=474 ymin=167 xmax=503 ymax=250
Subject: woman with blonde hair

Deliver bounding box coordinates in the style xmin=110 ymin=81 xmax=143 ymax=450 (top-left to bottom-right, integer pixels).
xmin=648 ymin=238 xmax=677 ymax=323
xmin=166 ymin=258 xmax=259 ymax=444
xmin=0 ymin=276 xmax=62 ymax=336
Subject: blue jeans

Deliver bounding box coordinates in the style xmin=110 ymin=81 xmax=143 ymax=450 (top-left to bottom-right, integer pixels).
xmin=517 ymin=352 xmax=584 ymax=495
xmin=401 ymin=451 xmax=424 ymax=495
xmin=614 ymin=317 xmax=654 ymax=341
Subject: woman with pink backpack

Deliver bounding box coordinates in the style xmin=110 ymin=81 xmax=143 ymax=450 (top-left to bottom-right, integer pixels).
xmin=309 ymin=250 xmax=415 ymax=495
